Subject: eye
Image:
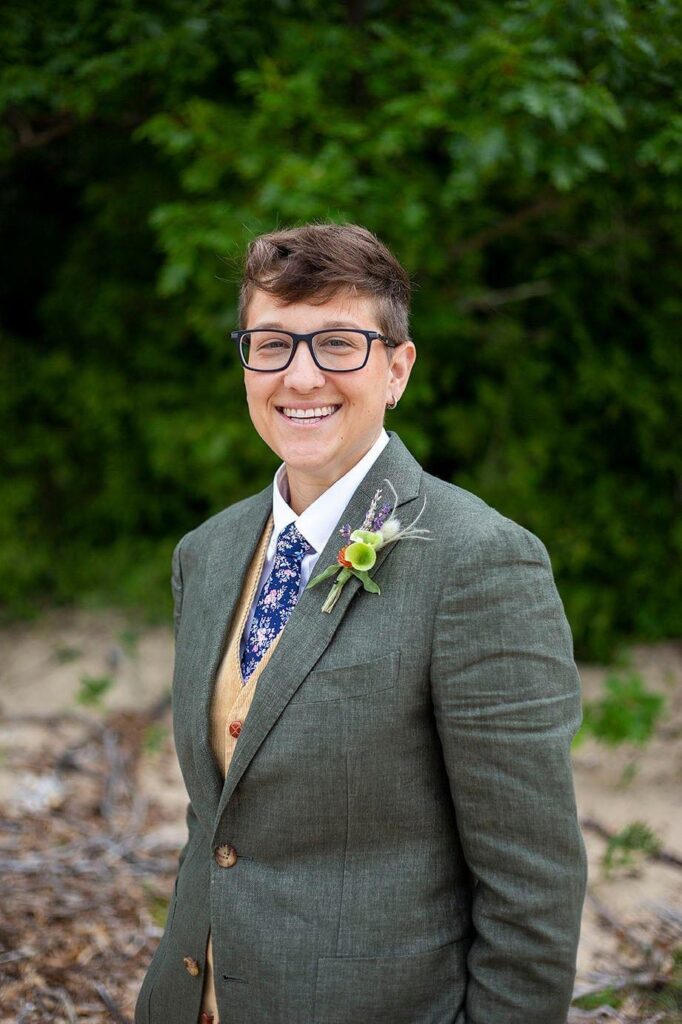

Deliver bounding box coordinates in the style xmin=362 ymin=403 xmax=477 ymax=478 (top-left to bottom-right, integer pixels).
xmin=321 ymin=336 xmax=353 ymax=348
xmin=250 ymin=334 xmax=292 ymax=351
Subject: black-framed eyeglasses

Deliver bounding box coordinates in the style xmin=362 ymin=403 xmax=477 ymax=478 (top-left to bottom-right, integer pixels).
xmin=230 ymin=328 xmax=401 ymax=372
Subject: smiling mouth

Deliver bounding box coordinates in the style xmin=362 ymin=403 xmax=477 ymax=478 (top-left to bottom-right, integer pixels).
xmin=276 ymin=405 xmax=342 ymax=425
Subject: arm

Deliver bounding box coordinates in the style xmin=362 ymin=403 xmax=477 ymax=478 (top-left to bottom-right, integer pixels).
xmin=430 ymin=517 xmax=587 ymax=1024
xmin=170 ymin=535 xmax=198 ymax=871
xmin=171 ymin=536 xmax=185 ymax=645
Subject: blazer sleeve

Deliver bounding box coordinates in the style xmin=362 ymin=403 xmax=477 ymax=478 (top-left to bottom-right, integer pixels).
xmin=171 ymin=537 xmax=185 ymax=644
xmin=170 ymin=535 xmax=201 ymax=871
xmin=430 ymin=517 xmax=587 ymax=1024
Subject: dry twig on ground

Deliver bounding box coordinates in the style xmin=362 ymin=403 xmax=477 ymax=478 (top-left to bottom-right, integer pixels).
xmin=0 ymin=702 xmax=177 ymax=1024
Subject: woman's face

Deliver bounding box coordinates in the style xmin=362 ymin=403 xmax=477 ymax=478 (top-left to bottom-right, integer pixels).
xmin=242 ymin=288 xmax=416 ymax=502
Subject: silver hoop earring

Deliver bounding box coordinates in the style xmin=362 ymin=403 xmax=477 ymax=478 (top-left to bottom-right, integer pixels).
xmin=386 ymin=395 xmax=398 ymax=410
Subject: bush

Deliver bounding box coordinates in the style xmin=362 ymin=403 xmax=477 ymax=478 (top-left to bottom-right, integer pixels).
xmin=1 ymin=1 xmax=680 ymax=659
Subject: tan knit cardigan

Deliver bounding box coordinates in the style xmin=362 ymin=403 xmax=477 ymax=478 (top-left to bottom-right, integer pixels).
xmin=199 ymin=513 xmax=277 ymax=1022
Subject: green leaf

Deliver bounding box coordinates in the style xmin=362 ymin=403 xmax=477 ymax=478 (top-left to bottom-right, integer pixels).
xmin=306 ymin=564 xmax=340 ymax=588
xmin=351 ymin=570 xmax=381 ymax=594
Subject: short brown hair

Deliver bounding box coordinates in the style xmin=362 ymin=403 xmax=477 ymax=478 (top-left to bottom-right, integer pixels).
xmin=238 ymin=222 xmax=412 ymax=343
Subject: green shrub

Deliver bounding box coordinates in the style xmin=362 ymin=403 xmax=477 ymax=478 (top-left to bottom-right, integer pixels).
xmin=76 ymin=674 xmax=114 ymax=708
xmin=578 ymin=671 xmax=665 ymax=746
xmin=1 ymin=1 xmax=680 ymax=660
xmin=602 ymin=820 xmax=662 ymax=877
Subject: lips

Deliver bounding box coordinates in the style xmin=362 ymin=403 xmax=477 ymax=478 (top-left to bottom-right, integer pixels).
xmin=276 ymin=404 xmax=341 ymax=425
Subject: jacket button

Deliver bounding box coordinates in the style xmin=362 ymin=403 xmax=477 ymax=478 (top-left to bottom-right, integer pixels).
xmin=214 ymin=843 xmax=238 ymax=868
xmin=183 ymin=955 xmax=201 ymax=976
xmin=229 ymin=720 xmax=242 ymax=738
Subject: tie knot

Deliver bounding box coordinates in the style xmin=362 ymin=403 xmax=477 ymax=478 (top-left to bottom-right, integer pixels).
xmin=276 ymin=522 xmax=313 ymax=563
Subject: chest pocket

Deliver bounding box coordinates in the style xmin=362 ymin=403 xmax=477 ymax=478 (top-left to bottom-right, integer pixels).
xmin=289 ymin=648 xmax=401 ymax=704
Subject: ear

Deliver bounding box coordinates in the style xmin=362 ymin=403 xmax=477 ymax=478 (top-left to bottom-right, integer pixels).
xmin=389 ymin=340 xmax=417 ymax=393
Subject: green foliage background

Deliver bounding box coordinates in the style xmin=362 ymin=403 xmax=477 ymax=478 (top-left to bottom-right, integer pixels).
xmin=1 ymin=0 xmax=680 ymax=659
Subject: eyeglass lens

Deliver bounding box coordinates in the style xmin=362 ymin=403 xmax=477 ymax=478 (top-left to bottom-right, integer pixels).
xmin=240 ymin=330 xmax=369 ymax=371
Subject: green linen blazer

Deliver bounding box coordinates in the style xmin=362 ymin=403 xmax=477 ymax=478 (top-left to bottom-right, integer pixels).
xmin=134 ymin=428 xmax=587 ymax=1024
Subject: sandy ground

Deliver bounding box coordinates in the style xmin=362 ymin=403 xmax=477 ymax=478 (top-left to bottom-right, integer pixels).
xmin=0 ymin=609 xmax=680 ymax=989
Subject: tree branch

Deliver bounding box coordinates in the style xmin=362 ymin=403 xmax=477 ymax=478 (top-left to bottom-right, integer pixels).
xmin=452 ymin=194 xmax=570 ymax=256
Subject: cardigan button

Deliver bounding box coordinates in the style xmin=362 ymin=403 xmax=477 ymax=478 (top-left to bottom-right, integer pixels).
xmin=229 ymin=720 xmax=242 ymax=738
xmin=214 ymin=843 xmax=238 ymax=868
xmin=183 ymin=955 xmax=201 ymax=976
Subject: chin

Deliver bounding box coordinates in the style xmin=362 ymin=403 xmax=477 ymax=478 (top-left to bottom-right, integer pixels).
xmin=283 ymin=446 xmax=334 ymax=468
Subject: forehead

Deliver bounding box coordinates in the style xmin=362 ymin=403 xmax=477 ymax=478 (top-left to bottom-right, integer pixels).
xmin=245 ymin=288 xmax=381 ymax=329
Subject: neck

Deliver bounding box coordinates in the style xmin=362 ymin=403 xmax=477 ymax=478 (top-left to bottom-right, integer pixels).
xmin=284 ymin=473 xmax=331 ymax=515
xmin=282 ymin=432 xmax=383 ymax=514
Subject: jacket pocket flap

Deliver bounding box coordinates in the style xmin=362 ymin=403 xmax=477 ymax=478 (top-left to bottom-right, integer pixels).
xmin=290 ymin=649 xmax=401 ymax=703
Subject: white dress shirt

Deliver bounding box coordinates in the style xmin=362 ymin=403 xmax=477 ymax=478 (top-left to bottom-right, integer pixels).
xmin=241 ymin=428 xmax=390 ymax=651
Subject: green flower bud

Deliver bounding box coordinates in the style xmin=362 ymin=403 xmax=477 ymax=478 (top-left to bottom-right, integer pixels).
xmin=349 ymin=529 xmax=383 ymax=548
xmin=344 ymin=541 xmax=377 ymax=571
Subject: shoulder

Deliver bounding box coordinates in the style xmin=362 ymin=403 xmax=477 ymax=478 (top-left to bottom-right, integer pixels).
xmin=420 ymin=470 xmax=550 ymax=572
xmin=420 ymin=475 xmax=567 ymax=644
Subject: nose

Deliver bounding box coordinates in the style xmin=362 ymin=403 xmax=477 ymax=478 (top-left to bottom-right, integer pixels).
xmin=282 ymin=339 xmax=326 ymax=389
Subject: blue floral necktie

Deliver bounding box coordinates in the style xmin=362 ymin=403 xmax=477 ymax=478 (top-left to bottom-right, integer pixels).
xmin=240 ymin=522 xmax=314 ymax=685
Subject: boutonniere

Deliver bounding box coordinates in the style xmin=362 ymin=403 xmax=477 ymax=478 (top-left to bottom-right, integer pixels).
xmin=306 ymin=480 xmax=431 ymax=613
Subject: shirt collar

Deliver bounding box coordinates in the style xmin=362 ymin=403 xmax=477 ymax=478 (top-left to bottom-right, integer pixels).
xmin=272 ymin=428 xmax=390 ymax=556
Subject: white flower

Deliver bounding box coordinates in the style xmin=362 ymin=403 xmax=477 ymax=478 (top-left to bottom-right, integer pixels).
xmin=376 ymin=479 xmax=432 ymax=547
xmin=379 ymin=516 xmax=402 ymax=542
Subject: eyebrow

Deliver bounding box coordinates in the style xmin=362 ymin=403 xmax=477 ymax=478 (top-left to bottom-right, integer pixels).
xmin=250 ymin=321 xmax=365 ymax=330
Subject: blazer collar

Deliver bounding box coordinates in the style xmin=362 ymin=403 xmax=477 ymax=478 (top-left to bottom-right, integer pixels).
xmin=188 ymin=429 xmax=423 ymax=836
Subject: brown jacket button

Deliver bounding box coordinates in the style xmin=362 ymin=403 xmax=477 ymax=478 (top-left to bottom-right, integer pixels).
xmin=229 ymin=720 xmax=242 ymax=738
xmin=214 ymin=843 xmax=238 ymax=868
xmin=183 ymin=955 xmax=200 ymax=976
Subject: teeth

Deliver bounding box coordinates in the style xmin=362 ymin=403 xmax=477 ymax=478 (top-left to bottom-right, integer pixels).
xmin=281 ymin=405 xmax=339 ymax=419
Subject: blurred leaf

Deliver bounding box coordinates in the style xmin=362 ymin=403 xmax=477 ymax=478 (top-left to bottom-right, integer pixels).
xmin=579 ymin=672 xmax=665 ymax=746
xmin=76 ymin=674 xmax=115 ymax=708
xmin=602 ymin=820 xmax=663 ymax=877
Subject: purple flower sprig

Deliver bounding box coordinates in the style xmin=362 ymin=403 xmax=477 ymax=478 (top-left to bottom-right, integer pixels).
xmin=360 ymin=488 xmax=383 ymax=531
xmin=371 ymin=502 xmax=392 ymax=531
xmin=340 ymin=494 xmax=391 ymax=543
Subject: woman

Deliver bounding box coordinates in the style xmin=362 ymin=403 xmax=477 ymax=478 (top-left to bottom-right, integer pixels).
xmin=135 ymin=223 xmax=587 ymax=1024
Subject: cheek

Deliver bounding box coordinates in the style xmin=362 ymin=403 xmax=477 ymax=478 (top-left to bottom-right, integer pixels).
xmin=244 ymin=390 xmax=256 ymax=417
xmin=245 ymin=383 xmax=269 ymax=414
xmin=350 ymin=382 xmax=384 ymax=412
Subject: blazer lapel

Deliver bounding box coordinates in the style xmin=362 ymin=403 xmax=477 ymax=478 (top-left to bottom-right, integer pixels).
xmin=209 ymin=430 xmax=423 ymax=838
xmin=187 ymin=485 xmax=273 ymax=820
